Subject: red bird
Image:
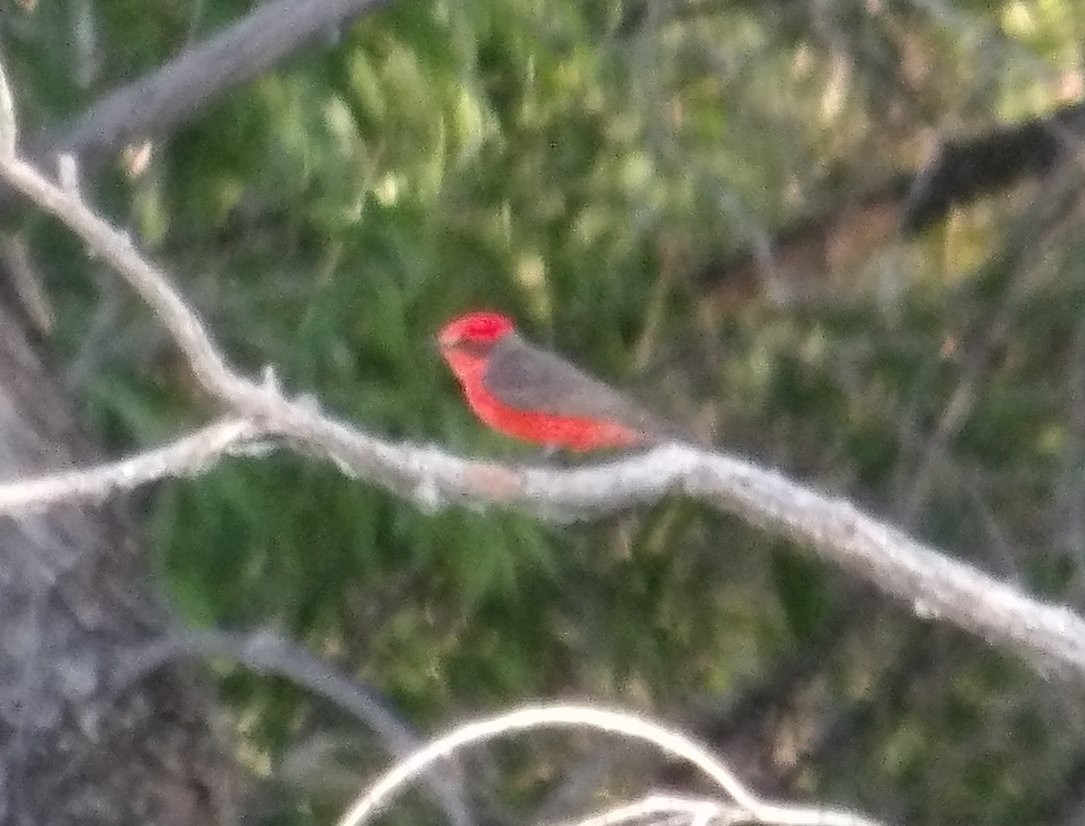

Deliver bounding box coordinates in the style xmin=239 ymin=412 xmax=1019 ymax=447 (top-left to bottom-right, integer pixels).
xmin=438 ymin=311 xmax=684 ymax=451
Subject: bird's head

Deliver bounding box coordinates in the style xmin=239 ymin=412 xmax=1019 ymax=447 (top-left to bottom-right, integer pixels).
xmin=438 ymin=311 xmax=517 ymax=383
xmin=438 ymin=311 xmax=516 ymax=353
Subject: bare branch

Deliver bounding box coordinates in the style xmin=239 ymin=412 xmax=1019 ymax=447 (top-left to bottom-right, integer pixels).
xmin=0 ymin=417 xmax=269 ymax=513
xmin=334 ymin=703 xmax=885 ymax=826
xmin=0 ymin=131 xmax=1082 ymax=684
xmin=1 ymin=232 xmax=54 ymax=334
xmin=551 ymin=793 xmax=745 ymax=826
xmin=33 ymin=0 xmax=392 ymax=169
xmin=0 ymin=155 xmax=254 ymax=399
xmin=114 ymin=627 xmax=474 ymax=826
xmin=0 ymin=50 xmax=15 ymax=160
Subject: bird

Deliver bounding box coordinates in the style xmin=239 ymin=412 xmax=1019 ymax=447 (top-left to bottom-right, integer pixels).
xmin=437 ymin=310 xmax=687 ymax=451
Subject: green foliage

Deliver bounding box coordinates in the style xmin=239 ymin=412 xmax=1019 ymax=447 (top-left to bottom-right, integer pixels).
xmin=8 ymin=0 xmax=1085 ymax=822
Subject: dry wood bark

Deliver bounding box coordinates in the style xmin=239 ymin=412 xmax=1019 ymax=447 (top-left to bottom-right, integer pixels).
xmin=0 ymin=299 xmax=245 ymax=825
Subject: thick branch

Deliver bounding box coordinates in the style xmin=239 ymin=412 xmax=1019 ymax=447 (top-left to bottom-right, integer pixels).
xmin=3 ymin=395 xmax=1085 ymax=682
xmin=0 ymin=65 xmax=1083 ymax=688
xmin=31 ymin=0 xmax=391 ymax=169
xmin=696 ymin=100 xmax=1085 ymax=304
xmin=0 ymin=144 xmax=1083 ymax=683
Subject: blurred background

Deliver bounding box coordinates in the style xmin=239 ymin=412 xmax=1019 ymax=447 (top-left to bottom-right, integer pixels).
xmin=5 ymin=0 xmax=1085 ymax=823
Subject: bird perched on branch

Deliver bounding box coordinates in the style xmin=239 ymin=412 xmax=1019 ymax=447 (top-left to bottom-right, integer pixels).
xmin=438 ymin=311 xmax=690 ymax=452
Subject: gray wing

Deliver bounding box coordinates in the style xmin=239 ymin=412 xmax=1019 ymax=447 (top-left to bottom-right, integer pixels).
xmin=482 ymin=334 xmax=682 ymax=439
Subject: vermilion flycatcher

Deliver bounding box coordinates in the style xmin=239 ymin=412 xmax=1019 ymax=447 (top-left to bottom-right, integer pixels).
xmin=438 ymin=311 xmax=685 ymax=451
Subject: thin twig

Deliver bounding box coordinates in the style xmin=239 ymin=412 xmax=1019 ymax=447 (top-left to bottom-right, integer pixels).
xmin=334 ymin=704 xmax=885 ymax=826
xmin=549 ymin=793 xmax=742 ymax=826
xmin=0 ymin=418 xmax=269 ymax=512
xmin=0 ymin=53 xmax=15 ymax=160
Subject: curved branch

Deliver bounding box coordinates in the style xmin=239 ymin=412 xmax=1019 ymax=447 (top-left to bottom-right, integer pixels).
xmin=114 ymin=627 xmax=474 ymax=826
xmin=0 ymin=64 xmax=1083 ymax=688
xmin=334 ymin=703 xmax=885 ymax=826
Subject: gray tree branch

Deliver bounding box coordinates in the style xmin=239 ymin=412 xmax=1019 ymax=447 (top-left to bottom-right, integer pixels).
xmin=115 ymin=627 xmax=474 ymax=826
xmin=30 ymin=0 xmax=391 ymax=170
xmin=0 ymin=54 xmax=1083 ymax=703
